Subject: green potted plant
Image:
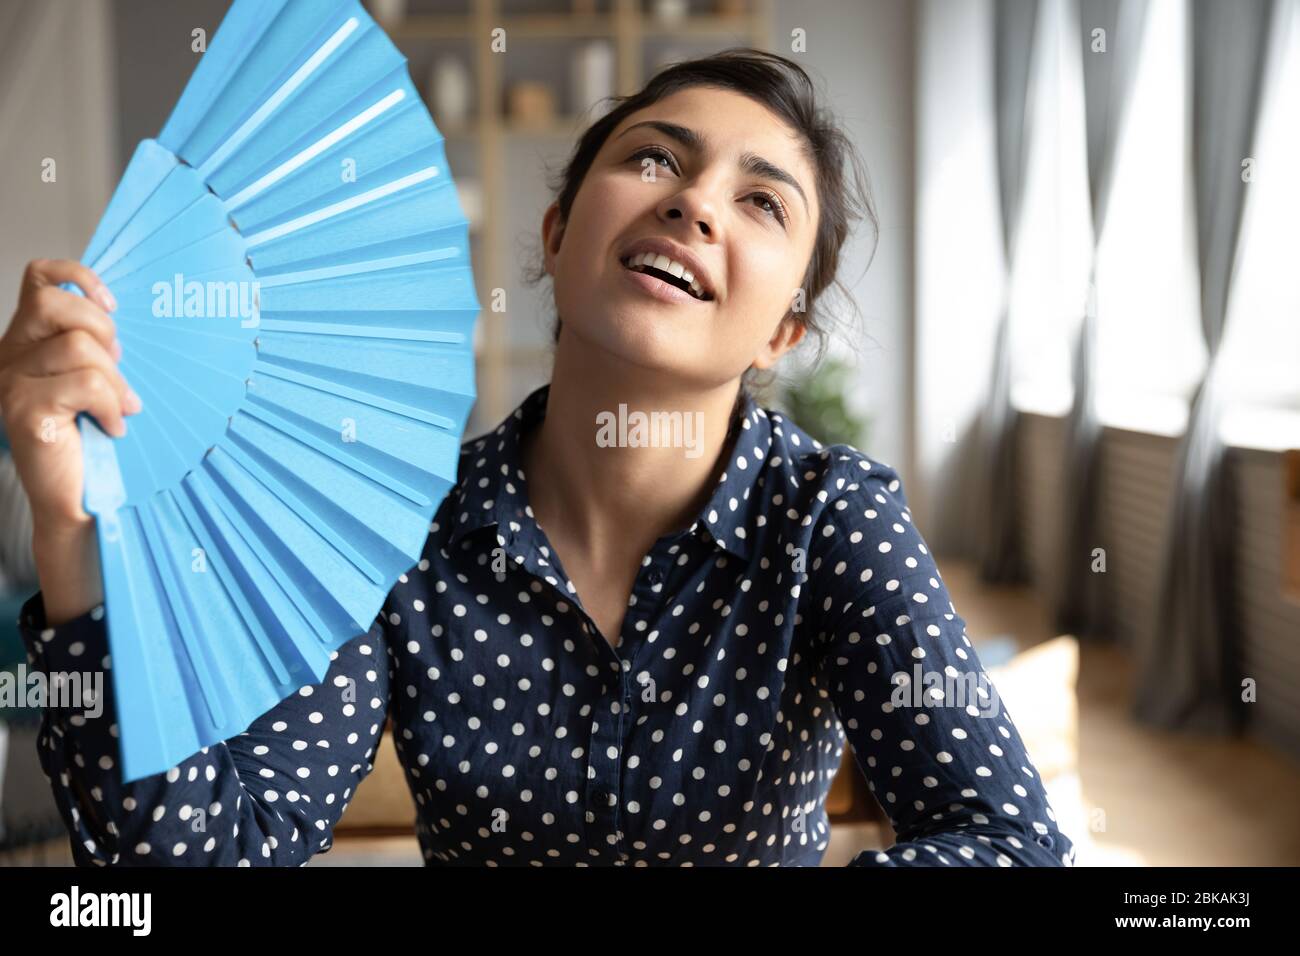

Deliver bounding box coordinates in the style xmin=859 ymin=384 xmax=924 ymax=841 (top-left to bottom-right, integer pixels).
xmin=774 ymin=355 xmax=871 ymax=450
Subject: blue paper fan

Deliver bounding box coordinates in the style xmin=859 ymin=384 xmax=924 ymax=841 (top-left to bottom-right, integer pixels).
xmin=73 ymin=0 xmax=478 ymax=782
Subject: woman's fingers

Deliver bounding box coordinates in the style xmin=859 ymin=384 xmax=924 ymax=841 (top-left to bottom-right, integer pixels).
xmin=24 ymin=329 xmax=138 ymax=410
xmin=0 ymin=261 xmax=132 ymax=537
xmin=15 ymin=283 xmax=119 ymax=356
xmin=22 ymin=258 xmax=116 ymax=313
xmin=6 ymin=367 xmax=129 ymax=440
xmin=0 ymin=330 xmax=141 ymax=437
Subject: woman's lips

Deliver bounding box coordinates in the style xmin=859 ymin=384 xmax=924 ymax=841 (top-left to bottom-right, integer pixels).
xmin=619 ymin=259 xmax=710 ymax=306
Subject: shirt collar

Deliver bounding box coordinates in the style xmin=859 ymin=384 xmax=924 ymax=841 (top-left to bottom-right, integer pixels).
xmin=448 ymin=383 xmax=772 ymax=561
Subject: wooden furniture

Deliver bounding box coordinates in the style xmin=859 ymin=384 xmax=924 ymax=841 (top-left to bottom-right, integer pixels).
xmin=826 ymin=749 xmax=884 ymax=823
xmin=333 ymin=720 xmax=417 ymax=835
xmin=1286 ymin=450 xmax=1300 ymax=604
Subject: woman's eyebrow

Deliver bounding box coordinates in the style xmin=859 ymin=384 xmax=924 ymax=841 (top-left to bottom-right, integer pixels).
xmin=615 ymin=119 xmax=809 ymax=215
xmin=739 ymin=152 xmax=808 ymax=214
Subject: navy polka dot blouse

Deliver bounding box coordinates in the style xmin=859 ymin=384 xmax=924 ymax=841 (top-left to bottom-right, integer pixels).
xmin=18 ymin=382 xmax=1075 ymax=866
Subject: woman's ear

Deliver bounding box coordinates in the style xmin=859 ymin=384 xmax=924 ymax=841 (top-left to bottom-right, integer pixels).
xmin=541 ymin=202 xmax=565 ymax=277
xmin=750 ymin=313 xmax=807 ymax=371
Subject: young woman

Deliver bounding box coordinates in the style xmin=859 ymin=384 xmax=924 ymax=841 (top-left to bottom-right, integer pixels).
xmin=0 ymin=50 xmax=1075 ymax=867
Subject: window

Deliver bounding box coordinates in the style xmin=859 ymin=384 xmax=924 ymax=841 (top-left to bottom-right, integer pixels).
xmin=1092 ymin=0 xmax=1205 ymax=437
xmin=1216 ymin=0 xmax=1300 ymax=451
xmin=1010 ymin=0 xmax=1092 ymax=418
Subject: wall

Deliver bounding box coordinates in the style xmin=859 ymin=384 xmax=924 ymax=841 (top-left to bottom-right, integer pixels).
xmin=773 ymin=0 xmax=917 ymax=486
xmin=0 ymin=1 xmax=117 ymax=319
xmin=110 ymin=0 xmax=232 ymax=176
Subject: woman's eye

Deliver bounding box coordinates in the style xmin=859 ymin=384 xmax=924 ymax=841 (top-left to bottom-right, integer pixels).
xmin=632 ymin=147 xmax=676 ymax=172
xmin=750 ymin=192 xmax=788 ymax=226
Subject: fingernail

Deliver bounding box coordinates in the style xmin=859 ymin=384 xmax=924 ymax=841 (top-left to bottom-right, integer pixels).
xmin=98 ymin=287 xmax=117 ymax=312
xmin=125 ymin=388 xmax=142 ymax=414
xmin=111 ymin=338 xmax=122 ymax=361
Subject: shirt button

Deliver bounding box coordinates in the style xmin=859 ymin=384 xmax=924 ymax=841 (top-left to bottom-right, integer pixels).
xmin=593 ymin=787 xmax=611 ymax=805
xmin=648 ymin=570 xmax=664 ymax=586
xmin=1036 ymin=834 xmax=1054 ymax=850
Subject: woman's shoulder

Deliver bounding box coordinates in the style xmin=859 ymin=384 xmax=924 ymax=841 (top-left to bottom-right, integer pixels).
xmin=755 ymin=403 xmax=908 ymax=514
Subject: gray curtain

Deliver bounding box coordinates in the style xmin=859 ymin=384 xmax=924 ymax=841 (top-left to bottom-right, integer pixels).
xmin=977 ymin=0 xmax=1040 ymax=584
xmin=1134 ymin=0 xmax=1276 ymax=732
xmin=1055 ymin=0 xmax=1149 ymax=638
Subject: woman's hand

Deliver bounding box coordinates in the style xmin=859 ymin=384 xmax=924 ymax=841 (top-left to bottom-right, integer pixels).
xmin=0 ymin=259 xmax=142 ymax=621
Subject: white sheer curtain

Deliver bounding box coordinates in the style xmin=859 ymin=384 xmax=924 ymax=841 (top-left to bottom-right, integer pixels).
xmin=1217 ymin=0 xmax=1300 ymax=451
xmin=1011 ymin=0 xmax=1225 ymax=435
xmin=1056 ymin=0 xmax=1151 ymax=638
xmin=1092 ymin=0 xmax=1204 ymax=437
xmin=1009 ymin=0 xmax=1092 ymax=418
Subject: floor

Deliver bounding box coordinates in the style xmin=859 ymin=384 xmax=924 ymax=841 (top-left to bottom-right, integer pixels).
xmin=938 ymin=558 xmax=1300 ymax=867
xmin=6 ymin=557 xmax=1298 ymax=867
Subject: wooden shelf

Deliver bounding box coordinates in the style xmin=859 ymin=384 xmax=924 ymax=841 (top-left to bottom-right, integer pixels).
xmin=441 ymin=115 xmax=591 ymax=139
xmin=384 ymin=14 xmax=472 ymax=39
xmin=391 ymin=14 xmax=618 ymax=40
xmin=390 ymin=14 xmax=759 ymax=41
xmin=641 ymin=15 xmax=760 ymax=37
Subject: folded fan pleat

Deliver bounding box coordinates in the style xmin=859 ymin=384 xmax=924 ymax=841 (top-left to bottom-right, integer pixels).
xmin=76 ymin=0 xmax=478 ymax=781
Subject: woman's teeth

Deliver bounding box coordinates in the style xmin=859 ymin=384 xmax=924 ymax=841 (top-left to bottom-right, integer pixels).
xmin=622 ymin=252 xmax=709 ymax=300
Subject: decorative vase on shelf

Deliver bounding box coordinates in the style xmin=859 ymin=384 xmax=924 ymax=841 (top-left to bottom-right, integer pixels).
xmin=508 ymin=82 xmax=557 ymax=128
xmin=572 ymin=41 xmax=614 ymax=121
xmin=429 ymin=57 xmax=471 ymax=129
xmin=653 ymin=0 xmax=689 ymax=24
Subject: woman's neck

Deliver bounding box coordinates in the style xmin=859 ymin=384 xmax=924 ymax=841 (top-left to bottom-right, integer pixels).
xmin=523 ymin=335 xmax=744 ymax=565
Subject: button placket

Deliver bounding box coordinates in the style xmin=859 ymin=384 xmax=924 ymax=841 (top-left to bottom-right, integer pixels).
xmin=607 ymin=551 xmax=664 ymax=669
xmin=490 ymin=519 xmax=621 ymax=861
xmin=585 ymin=679 xmax=626 ymax=858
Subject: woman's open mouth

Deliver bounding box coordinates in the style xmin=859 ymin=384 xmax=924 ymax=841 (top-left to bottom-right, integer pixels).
xmin=620 ymin=252 xmax=714 ymax=304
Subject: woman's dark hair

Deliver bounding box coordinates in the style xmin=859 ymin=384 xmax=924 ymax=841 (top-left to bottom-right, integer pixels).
xmin=523 ymin=47 xmax=878 ymax=392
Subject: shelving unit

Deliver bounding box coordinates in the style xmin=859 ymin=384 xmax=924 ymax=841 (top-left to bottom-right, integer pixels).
xmin=370 ymin=0 xmax=775 ymax=429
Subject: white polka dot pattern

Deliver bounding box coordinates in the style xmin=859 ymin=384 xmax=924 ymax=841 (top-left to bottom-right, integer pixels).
xmin=15 ymin=383 xmax=1074 ymax=867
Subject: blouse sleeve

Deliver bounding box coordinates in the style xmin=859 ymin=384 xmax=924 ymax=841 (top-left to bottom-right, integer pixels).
xmin=809 ymin=465 xmax=1076 ymax=867
xmin=15 ymin=588 xmax=394 ymax=866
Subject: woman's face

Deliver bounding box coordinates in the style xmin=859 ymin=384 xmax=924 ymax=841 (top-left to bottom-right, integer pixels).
xmin=542 ymin=86 xmax=821 ymax=389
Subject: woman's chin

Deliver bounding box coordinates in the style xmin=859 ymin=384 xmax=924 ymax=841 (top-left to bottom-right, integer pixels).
xmin=578 ymin=323 xmax=693 ymax=373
